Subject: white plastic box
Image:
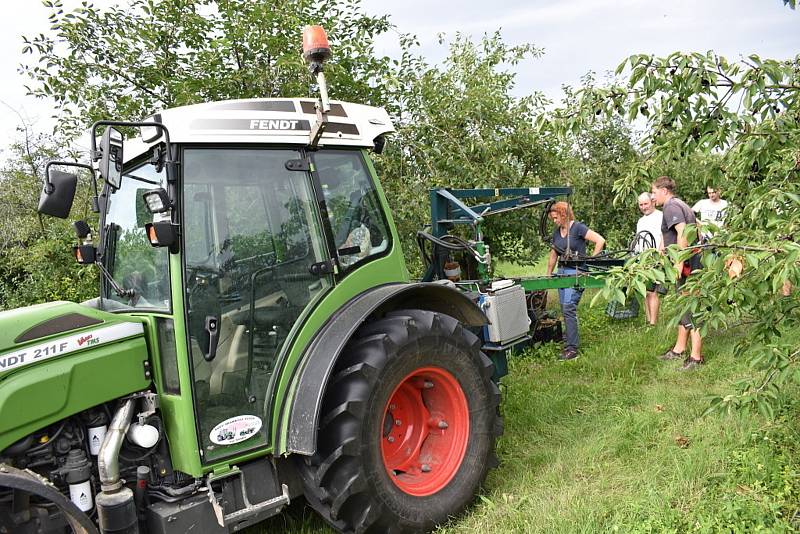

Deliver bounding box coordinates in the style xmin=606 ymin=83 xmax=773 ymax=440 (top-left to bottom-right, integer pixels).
xmin=482 ymin=284 xmax=530 ymax=344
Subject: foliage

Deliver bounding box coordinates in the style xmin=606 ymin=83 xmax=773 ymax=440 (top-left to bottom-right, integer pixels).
xmin=543 ymin=49 xmax=800 ymax=415
xmin=23 ymin=1 xmax=588 ymax=279
xmin=0 ymin=131 xmax=96 ymax=309
xmin=377 ymin=32 xmax=564 ymax=272
xmin=555 ymin=111 xmax=640 ymax=250
xmin=0 ymin=231 xmax=97 ymax=309
xmin=23 ymin=0 xmax=403 ymax=138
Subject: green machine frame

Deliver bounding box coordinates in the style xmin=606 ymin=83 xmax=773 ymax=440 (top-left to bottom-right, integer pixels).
xmin=423 ymin=187 xmax=608 ymax=290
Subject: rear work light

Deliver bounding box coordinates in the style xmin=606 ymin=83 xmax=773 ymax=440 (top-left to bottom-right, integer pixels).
xmin=73 ymin=245 xmax=96 ymax=264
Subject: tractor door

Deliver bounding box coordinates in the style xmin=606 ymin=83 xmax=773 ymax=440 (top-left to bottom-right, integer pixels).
xmin=181 ymin=148 xmax=332 ymax=461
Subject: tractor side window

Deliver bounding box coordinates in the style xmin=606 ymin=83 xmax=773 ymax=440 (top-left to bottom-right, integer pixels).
xmin=314 ymin=150 xmax=390 ymax=271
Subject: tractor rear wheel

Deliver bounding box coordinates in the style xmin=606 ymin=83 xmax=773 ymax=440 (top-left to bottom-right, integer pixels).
xmin=300 ymin=309 xmax=502 ymax=533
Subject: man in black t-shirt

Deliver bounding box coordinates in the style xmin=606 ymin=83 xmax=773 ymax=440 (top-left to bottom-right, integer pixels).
xmin=651 ymin=176 xmax=703 ymax=370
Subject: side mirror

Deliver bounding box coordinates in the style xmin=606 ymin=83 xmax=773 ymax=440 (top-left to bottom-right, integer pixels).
xmin=38 ymin=168 xmax=78 ymax=219
xmin=100 ymin=127 xmax=124 ymax=190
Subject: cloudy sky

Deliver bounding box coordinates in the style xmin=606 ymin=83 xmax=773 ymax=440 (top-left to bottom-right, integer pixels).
xmin=0 ymin=0 xmax=797 ymax=158
xmin=360 ymin=0 xmax=798 ymax=99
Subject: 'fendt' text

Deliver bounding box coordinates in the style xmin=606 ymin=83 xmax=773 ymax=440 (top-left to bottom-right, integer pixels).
xmin=249 ymin=119 xmax=300 ymax=130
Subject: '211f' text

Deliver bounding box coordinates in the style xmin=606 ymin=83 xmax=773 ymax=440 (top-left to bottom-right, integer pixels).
xmin=0 ymin=342 xmax=69 ymax=369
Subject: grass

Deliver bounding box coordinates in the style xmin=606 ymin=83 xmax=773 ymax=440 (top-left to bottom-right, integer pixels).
xmin=442 ymin=300 xmax=800 ymax=533
xmin=254 ymin=266 xmax=800 ymax=533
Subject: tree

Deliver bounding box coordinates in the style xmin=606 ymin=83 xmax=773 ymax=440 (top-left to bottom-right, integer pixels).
xmin=13 ymin=0 xmax=411 ymax=304
xmin=22 ymin=0 xmax=402 ymax=138
xmin=378 ymin=32 xmax=564 ymax=272
xmin=543 ymin=50 xmax=800 ymax=415
xmin=24 ymin=1 xmax=568 ymax=277
xmin=0 ymin=129 xmax=96 ymax=309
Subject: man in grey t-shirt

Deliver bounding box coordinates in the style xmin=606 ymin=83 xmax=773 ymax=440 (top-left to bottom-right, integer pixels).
xmin=651 ymin=176 xmax=703 ymax=370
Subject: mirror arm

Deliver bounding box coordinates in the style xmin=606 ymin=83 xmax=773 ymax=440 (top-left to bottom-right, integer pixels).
xmin=90 ymin=119 xmax=175 ymax=209
xmin=95 ymin=261 xmax=133 ymax=299
xmin=45 ymin=160 xmax=101 ymax=213
xmin=90 ymin=120 xmax=172 ymax=163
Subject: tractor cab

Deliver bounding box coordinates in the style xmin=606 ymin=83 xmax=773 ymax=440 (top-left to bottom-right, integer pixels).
xmin=82 ymin=97 xmax=399 ymax=462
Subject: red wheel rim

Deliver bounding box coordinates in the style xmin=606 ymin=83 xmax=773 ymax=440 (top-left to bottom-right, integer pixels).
xmin=380 ymin=366 xmax=469 ymax=496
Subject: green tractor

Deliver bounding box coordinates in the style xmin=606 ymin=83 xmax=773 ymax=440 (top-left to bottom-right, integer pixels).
xmin=0 ymin=26 xmax=503 ymax=533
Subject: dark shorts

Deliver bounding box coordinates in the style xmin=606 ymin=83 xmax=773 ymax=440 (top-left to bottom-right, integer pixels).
xmin=646 ymin=282 xmax=667 ymax=295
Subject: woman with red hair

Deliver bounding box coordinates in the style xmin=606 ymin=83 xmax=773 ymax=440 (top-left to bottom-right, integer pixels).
xmin=545 ymin=201 xmax=606 ymax=360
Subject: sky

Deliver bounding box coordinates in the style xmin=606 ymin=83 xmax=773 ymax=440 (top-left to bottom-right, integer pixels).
xmin=0 ymin=0 xmax=797 ymax=160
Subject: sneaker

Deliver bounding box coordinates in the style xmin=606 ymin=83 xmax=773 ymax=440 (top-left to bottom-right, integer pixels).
xmin=559 ymin=348 xmax=579 ymax=361
xmin=659 ymin=349 xmax=684 ymax=361
xmin=679 ymin=357 xmax=704 ymax=371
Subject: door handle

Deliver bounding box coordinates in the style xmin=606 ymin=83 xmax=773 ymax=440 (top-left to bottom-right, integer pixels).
xmin=203 ymin=315 xmax=220 ymax=362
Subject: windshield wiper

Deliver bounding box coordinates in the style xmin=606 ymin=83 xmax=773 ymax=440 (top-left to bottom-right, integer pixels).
xmin=96 ymin=261 xmax=134 ymax=299
xmin=99 ymin=223 xmax=134 ymax=299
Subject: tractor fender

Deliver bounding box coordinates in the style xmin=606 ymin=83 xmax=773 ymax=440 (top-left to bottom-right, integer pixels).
xmin=282 ymin=282 xmax=487 ymax=456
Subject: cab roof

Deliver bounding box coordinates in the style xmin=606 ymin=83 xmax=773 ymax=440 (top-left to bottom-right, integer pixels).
xmin=124 ymin=98 xmax=394 ymax=163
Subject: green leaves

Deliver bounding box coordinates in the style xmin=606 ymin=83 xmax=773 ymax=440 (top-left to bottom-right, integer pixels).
xmin=543 ymin=46 xmax=800 ymax=416
xmin=378 ymin=31 xmax=556 ymax=271
xmin=22 ymin=0 xmax=404 ymax=138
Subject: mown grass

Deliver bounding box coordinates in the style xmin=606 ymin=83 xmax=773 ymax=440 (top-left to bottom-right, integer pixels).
xmin=255 ymin=264 xmax=800 ymax=533
xmin=441 ymin=301 xmax=800 ymax=533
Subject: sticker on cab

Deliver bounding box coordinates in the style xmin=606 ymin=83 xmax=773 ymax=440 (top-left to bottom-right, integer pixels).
xmin=209 ymin=415 xmax=262 ymax=446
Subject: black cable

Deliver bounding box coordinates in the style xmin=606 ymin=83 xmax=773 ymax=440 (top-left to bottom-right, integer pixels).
xmin=417 ymin=231 xmax=472 ymax=252
xmin=416 ymin=231 xmax=486 ymax=279
xmin=539 ymin=200 xmax=556 ymax=246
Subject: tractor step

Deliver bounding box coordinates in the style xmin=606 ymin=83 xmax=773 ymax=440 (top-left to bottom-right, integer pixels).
xmin=147 ymin=459 xmax=290 ymax=534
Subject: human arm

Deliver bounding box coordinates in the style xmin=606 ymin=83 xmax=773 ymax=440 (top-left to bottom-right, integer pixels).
xmin=585 ymin=229 xmax=605 ymax=256
xmin=546 ymin=248 xmax=558 ymax=277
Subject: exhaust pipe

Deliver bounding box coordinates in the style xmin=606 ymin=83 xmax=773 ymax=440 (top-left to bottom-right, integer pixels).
xmin=97 ymin=398 xmax=135 ymax=493
xmin=96 ymin=398 xmax=139 ymax=533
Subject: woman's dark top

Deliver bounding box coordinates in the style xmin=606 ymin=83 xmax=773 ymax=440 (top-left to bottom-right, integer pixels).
xmin=552 ymin=221 xmax=589 ymax=260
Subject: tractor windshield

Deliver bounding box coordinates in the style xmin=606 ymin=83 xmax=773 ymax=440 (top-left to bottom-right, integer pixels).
xmin=100 ymin=161 xmax=171 ymax=311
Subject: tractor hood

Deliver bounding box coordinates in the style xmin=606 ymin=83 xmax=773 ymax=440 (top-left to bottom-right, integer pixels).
xmin=0 ymin=301 xmax=144 ymax=379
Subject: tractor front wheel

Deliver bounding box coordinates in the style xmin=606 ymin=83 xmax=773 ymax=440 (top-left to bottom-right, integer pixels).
xmin=301 ymin=309 xmax=502 ymax=533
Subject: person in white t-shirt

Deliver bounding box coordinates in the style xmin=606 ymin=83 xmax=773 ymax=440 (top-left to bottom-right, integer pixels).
xmin=692 ymin=186 xmax=728 ymax=241
xmin=635 ymin=192 xmax=663 ymax=325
